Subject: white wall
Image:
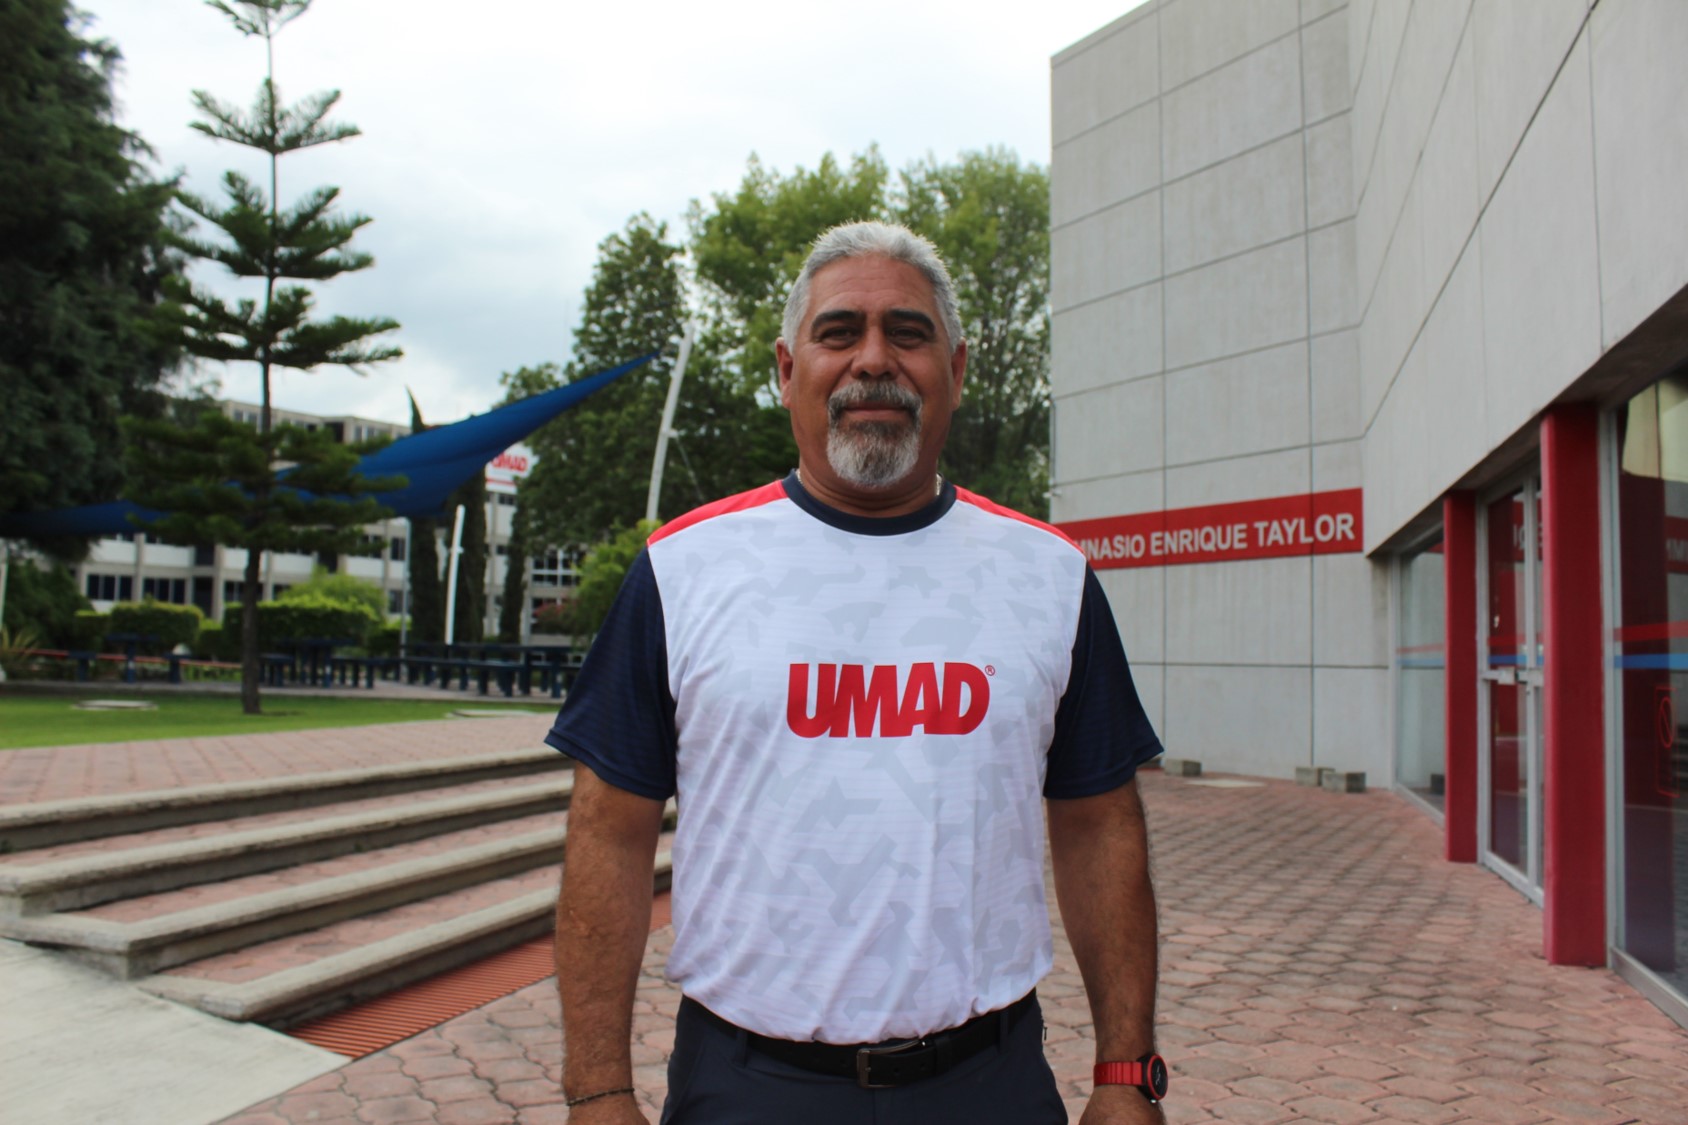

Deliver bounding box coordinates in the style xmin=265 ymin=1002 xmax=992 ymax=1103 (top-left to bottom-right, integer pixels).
xmin=1051 ymin=0 xmax=1389 ymax=781
xmin=1353 ymin=0 xmax=1688 ymax=548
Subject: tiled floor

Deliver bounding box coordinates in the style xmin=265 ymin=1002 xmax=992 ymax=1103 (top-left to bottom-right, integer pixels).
xmin=217 ymin=770 xmax=1688 ymax=1124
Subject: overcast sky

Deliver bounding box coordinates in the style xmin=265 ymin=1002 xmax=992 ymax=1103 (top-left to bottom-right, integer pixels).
xmin=82 ymin=0 xmax=1147 ymax=426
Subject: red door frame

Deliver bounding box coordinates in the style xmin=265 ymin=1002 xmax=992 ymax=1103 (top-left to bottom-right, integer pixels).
xmin=1443 ymin=492 xmax=1479 ymax=863
xmin=1540 ymin=404 xmax=1606 ymax=965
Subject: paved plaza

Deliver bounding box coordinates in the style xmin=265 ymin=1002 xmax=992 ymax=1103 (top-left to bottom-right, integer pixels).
xmin=3 ymin=716 xmax=1686 ymax=1123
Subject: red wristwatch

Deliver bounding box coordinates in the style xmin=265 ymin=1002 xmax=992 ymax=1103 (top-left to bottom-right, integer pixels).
xmin=1094 ymin=1053 xmax=1169 ymax=1103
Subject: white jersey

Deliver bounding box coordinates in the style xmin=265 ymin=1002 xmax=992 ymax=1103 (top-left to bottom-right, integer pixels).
xmin=547 ymin=474 xmax=1161 ymax=1044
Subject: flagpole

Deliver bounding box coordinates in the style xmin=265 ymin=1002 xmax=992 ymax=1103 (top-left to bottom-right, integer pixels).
xmin=645 ymin=322 xmax=696 ymax=524
xmin=443 ymin=504 xmax=466 ymax=647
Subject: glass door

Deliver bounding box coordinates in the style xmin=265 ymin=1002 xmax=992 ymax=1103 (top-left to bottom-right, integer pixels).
xmin=1482 ymin=482 xmax=1544 ymax=898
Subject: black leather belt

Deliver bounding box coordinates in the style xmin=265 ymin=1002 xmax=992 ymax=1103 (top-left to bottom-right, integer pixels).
xmin=681 ymin=992 xmax=1036 ymax=1089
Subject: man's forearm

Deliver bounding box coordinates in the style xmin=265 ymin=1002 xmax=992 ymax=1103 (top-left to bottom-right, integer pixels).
xmin=555 ymin=765 xmax=665 ymax=1105
xmin=1047 ymin=777 xmax=1159 ymax=1061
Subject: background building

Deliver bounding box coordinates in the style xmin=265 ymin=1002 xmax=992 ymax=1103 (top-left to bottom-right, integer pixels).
xmin=76 ymin=403 xmax=577 ymax=638
xmin=1050 ymin=0 xmax=1688 ymax=1025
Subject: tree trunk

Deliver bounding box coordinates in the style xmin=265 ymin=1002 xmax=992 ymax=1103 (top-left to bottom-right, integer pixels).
xmin=240 ymin=546 xmax=262 ymax=715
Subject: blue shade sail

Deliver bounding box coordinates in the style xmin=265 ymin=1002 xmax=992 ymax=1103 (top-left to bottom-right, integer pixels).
xmin=0 ymin=352 xmax=658 ymax=539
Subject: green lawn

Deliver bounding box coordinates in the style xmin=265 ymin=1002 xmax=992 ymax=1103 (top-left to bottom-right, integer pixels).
xmin=0 ymin=690 xmax=557 ymax=750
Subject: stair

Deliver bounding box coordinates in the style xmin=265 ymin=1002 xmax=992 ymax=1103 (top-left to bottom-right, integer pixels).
xmin=0 ymin=749 xmax=673 ymax=1028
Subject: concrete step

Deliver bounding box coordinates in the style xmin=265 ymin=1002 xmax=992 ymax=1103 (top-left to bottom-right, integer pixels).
xmin=137 ymin=844 xmax=674 ymax=1028
xmin=0 ymin=775 xmax=575 ymax=915
xmin=14 ymin=773 xmax=553 ymax=867
xmin=0 ymin=746 xmax=567 ymax=853
xmin=3 ymin=820 xmax=569 ymax=979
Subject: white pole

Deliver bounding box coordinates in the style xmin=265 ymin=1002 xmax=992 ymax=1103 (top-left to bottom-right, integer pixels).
xmin=443 ymin=504 xmax=466 ymax=646
xmin=645 ymin=321 xmax=696 ymax=524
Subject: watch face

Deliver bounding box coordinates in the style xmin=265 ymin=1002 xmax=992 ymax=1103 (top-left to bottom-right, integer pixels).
xmin=1147 ymin=1056 xmax=1169 ymax=1099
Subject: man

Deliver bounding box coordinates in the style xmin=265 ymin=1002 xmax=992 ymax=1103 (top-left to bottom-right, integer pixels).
xmin=550 ymin=221 xmax=1167 ymax=1124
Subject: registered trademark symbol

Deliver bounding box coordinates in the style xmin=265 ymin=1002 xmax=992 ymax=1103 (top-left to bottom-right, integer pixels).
xmin=984 ymin=665 xmax=995 ymax=676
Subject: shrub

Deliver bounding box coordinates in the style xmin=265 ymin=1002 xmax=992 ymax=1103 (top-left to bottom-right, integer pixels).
xmin=278 ymin=568 xmax=386 ymax=617
xmin=1 ymin=560 xmax=91 ymax=648
xmin=108 ymin=600 xmax=203 ymax=654
xmin=367 ymin=620 xmax=405 ymax=657
xmin=570 ymin=520 xmax=661 ymax=637
xmin=248 ymin=594 xmax=381 ymax=646
xmin=71 ymin=611 xmax=112 ymax=652
xmin=193 ymin=620 xmax=242 ymax=662
xmin=532 ymin=599 xmax=578 ymax=637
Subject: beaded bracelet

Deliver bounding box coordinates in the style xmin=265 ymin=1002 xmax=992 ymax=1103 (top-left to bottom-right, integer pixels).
xmin=564 ymin=1085 xmax=635 ymax=1108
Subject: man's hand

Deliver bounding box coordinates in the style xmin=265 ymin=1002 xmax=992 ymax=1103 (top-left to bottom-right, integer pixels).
xmin=565 ymin=1092 xmax=650 ymax=1123
xmin=1049 ymin=780 xmax=1162 ymax=1125
xmin=556 ymin=766 xmax=665 ymax=1124
xmin=1078 ymin=1083 xmax=1167 ymax=1124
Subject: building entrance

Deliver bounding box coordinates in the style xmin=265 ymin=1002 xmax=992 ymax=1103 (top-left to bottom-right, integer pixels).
xmin=1481 ymin=481 xmax=1544 ymax=899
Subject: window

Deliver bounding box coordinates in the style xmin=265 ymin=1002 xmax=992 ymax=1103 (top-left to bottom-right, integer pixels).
xmin=141 ymin=577 xmax=187 ymax=604
xmin=1614 ymin=375 xmax=1688 ymax=1006
xmin=387 ymin=588 xmax=405 ymax=614
xmin=223 ymin=580 xmax=245 ymax=605
xmin=86 ymin=573 xmax=134 ymax=601
xmin=1396 ymin=538 xmax=1446 ymax=810
xmin=531 ymin=547 xmax=582 ymax=587
xmin=390 ymin=536 xmax=407 ymax=562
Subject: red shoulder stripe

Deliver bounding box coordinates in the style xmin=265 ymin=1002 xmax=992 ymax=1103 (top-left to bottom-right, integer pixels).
xmin=954 ymin=487 xmax=1083 ymax=554
xmin=646 ymin=480 xmax=788 ymax=545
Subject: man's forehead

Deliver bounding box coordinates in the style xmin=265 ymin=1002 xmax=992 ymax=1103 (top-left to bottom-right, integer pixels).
xmin=806 ymin=255 xmax=939 ymax=319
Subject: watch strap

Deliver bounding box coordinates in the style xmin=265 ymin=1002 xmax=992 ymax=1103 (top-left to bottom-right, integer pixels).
xmin=1093 ymin=1060 xmax=1146 ymax=1086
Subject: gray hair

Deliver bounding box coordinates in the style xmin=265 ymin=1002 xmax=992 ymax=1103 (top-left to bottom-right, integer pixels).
xmin=781 ymin=221 xmax=964 ymax=354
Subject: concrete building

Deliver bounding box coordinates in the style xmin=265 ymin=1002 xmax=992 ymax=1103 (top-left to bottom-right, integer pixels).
xmin=76 ymin=402 xmax=576 ymax=638
xmin=1050 ymin=0 xmax=1688 ymax=1026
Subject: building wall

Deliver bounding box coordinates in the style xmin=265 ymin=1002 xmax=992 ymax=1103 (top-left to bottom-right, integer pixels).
xmin=1050 ymin=0 xmax=1389 ymax=780
xmin=1050 ymin=0 xmax=1688 ymax=783
xmin=1355 ymin=0 xmax=1688 ymax=546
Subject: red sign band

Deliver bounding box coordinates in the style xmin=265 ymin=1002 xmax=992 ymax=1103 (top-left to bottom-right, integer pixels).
xmin=1056 ymin=489 xmax=1364 ymax=570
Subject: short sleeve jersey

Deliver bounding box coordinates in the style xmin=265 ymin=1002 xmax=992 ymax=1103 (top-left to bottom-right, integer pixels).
xmin=547 ymin=474 xmax=1162 ymax=1044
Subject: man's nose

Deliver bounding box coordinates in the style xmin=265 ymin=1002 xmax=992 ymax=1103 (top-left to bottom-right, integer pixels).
xmin=851 ymin=327 xmax=895 ymax=377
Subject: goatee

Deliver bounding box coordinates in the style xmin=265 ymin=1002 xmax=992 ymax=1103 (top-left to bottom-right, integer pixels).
xmin=826 ymin=380 xmax=922 ymax=489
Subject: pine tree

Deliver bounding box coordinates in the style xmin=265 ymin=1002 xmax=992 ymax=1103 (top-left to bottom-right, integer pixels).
xmin=405 ymin=393 xmax=443 ymax=646
xmin=0 ymin=0 xmax=181 ymax=547
xmin=132 ymin=0 xmax=401 ymax=713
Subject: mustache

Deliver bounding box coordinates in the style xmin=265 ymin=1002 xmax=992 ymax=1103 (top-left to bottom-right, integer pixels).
xmin=827 ymin=380 xmax=922 ymax=425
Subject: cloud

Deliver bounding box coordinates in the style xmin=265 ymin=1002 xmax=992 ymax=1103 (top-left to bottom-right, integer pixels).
xmin=86 ymin=0 xmax=1145 ymax=425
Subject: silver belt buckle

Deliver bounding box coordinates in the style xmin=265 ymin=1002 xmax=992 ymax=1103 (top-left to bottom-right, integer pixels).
xmin=855 ymin=1037 xmax=928 ymax=1089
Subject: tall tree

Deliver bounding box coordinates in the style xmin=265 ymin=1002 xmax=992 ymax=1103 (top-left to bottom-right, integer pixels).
xmin=136 ymin=0 xmax=402 ymax=713
xmin=690 ymin=149 xmax=889 ymax=396
xmin=0 ymin=0 xmax=181 ymax=549
xmin=690 ymin=148 xmax=1053 ymax=516
xmin=894 ymin=149 xmax=1051 ymax=515
xmin=519 ymin=215 xmax=687 ymax=548
xmin=405 ymin=393 xmax=443 ymax=644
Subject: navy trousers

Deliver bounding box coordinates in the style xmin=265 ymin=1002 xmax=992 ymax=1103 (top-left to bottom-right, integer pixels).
xmin=658 ymin=996 xmax=1067 ymax=1125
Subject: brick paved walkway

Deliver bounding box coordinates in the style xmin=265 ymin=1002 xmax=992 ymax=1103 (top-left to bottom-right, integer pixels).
xmin=215 ymin=771 xmax=1688 ymax=1125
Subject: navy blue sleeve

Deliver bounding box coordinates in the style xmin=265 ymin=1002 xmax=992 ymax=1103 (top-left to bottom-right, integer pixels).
xmin=1043 ymin=566 xmax=1164 ymax=799
xmin=544 ymin=548 xmax=677 ymax=800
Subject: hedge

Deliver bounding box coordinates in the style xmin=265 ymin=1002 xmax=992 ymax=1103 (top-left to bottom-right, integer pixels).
xmin=108 ymin=601 xmax=203 ymax=653
xmin=193 ymin=621 xmax=243 ymax=662
xmin=222 ymin=594 xmax=381 ymax=647
xmin=366 ymin=621 xmax=405 ymax=657
xmin=71 ymin=611 xmax=112 ymax=652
